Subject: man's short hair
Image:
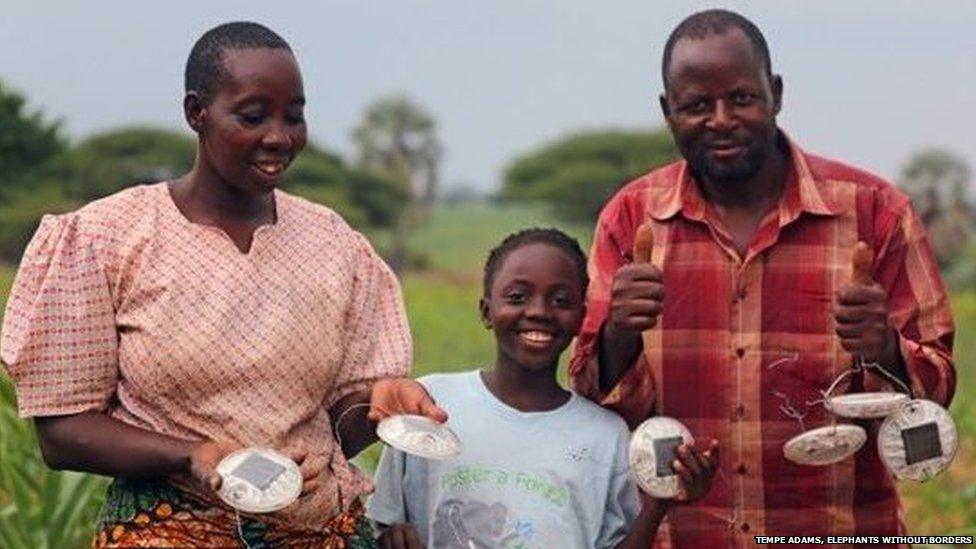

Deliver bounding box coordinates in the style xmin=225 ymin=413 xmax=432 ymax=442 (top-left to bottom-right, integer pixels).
xmin=661 ymin=9 xmax=772 ymax=90
xmin=185 ymin=21 xmax=292 ymax=103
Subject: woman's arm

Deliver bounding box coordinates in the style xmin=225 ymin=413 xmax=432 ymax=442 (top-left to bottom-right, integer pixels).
xmin=35 ymin=412 xmax=234 ymax=491
xmin=329 ymin=389 xmax=375 ymax=458
xmin=329 ymin=378 xmax=449 ymax=459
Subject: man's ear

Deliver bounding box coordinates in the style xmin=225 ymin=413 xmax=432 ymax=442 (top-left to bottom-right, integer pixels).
xmin=184 ymin=91 xmax=207 ymax=133
xmin=659 ymin=93 xmax=671 ymax=119
xmin=478 ymin=297 xmax=492 ymax=330
xmin=770 ymin=74 xmax=783 ymax=116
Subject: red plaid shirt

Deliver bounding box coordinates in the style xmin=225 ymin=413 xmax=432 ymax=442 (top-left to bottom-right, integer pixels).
xmin=570 ymin=136 xmax=955 ymax=547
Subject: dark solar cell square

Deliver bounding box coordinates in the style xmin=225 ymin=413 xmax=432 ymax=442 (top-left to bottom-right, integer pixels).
xmin=231 ymin=454 xmax=286 ymax=489
xmin=654 ymin=436 xmax=684 ymax=476
xmin=901 ymin=422 xmax=943 ymax=465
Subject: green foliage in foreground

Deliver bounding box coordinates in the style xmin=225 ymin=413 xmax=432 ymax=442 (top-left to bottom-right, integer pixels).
xmin=0 ymin=375 xmax=108 ymax=549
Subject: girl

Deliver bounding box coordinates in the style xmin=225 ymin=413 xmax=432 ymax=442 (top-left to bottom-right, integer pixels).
xmin=367 ymin=228 xmax=718 ymax=548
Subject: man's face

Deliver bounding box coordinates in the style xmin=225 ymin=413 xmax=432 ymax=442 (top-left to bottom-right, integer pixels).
xmin=662 ymin=29 xmax=782 ymax=186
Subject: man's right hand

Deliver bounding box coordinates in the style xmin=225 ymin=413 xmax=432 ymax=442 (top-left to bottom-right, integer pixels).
xmin=378 ymin=523 xmax=425 ymax=549
xmin=607 ymin=262 xmax=665 ymax=336
xmin=599 ymin=262 xmax=664 ymax=391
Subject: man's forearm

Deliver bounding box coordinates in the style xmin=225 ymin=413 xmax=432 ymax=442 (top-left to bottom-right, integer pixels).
xmin=598 ymin=323 xmax=643 ymax=393
xmin=871 ymin=328 xmax=910 ymax=390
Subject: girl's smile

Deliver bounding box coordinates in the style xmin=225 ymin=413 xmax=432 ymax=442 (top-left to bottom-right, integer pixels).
xmin=481 ymin=242 xmax=585 ymax=373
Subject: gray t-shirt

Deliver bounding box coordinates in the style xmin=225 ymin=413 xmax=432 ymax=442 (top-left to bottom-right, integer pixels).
xmin=367 ymin=371 xmax=639 ymax=549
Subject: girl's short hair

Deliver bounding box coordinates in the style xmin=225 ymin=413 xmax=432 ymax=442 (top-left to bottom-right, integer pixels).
xmin=482 ymin=228 xmax=588 ymax=297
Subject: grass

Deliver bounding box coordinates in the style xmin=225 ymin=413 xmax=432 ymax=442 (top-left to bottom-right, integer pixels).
xmin=1 ymin=203 xmax=974 ymax=538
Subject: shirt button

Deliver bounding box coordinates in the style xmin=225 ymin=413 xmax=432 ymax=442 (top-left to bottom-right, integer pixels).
xmin=737 ymin=287 xmax=747 ymax=299
xmin=730 ymin=403 xmax=746 ymax=421
xmin=736 ymin=463 xmax=747 ymax=475
xmin=741 ymin=522 xmax=751 ymax=533
xmin=735 ymin=347 xmax=746 ymax=358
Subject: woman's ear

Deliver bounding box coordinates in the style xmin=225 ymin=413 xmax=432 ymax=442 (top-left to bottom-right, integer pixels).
xmin=478 ymin=297 xmax=492 ymax=330
xmin=183 ymin=92 xmax=206 ymax=133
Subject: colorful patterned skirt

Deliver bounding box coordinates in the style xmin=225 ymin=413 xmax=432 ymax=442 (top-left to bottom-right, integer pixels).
xmin=93 ymin=478 xmax=377 ymax=548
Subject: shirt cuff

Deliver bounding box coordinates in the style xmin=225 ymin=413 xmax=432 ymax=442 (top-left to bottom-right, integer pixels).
xmin=896 ymin=333 xmax=953 ymax=406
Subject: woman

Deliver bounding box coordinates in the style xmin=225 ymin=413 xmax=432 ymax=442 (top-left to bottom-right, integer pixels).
xmin=0 ymin=21 xmax=444 ymax=547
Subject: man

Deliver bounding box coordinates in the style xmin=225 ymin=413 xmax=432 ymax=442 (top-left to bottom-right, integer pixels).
xmin=570 ymin=9 xmax=955 ymax=546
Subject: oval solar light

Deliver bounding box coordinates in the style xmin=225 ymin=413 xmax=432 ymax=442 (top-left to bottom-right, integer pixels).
xmin=377 ymin=414 xmax=462 ymax=460
xmin=826 ymin=392 xmax=910 ymax=419
xmin=783 ymin=424 xmax=866 ymax=466
xmin=216 ymin=447 xmax=302 ymax=513
xmin=878 ymin=399 xmax=957 ymax=482
xmin=628 ymin=416 xmax=694 ymax=498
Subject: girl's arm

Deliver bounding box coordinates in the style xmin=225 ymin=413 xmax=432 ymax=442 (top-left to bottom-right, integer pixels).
xmin=615 ymin=496 xmax=668 ymax=549
xmin=614 ymin=440 xmax=720 ymax=549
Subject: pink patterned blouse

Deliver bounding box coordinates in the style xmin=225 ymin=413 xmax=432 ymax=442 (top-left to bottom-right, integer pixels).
xmin=0 ymin=183 xmax=411 ymax=530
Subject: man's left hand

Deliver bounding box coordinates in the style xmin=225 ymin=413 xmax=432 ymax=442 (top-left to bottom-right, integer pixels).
xmin=368 ymin=378 xmax=449 ymax=424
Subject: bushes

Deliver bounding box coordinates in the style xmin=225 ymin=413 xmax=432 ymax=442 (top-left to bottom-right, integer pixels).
xmin=500 ymin=129 xmax=678 ymax=223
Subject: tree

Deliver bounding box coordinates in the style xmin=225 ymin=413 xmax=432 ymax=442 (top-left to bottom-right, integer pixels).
xmin=0 ymin=80 xmax=64 ymax=192
xmin=282 ymin=142 xmax=406 ymax=229
xmin=501 ymin=129 xmax=678 ymax=223
xmin=899 ymin=149 xmax=974 ymax=268
xmin=352 ymin=96 xmax=442 ymax=273
xmin=36 ymin=127 xmax=196 ymax=202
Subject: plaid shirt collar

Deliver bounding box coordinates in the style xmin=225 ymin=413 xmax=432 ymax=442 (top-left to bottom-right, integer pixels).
xmin=648 ymin=132 xmax=842 ymax=225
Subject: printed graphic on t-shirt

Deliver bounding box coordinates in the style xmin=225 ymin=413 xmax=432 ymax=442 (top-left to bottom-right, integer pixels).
xmin=431 ymin=466 xmax=570 ymax=548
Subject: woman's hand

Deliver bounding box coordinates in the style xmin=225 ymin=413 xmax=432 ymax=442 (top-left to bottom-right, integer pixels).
xmin=290 ymin=446 xmax=325 ymax=497
xmin=187 ymin=440 xmax=241 ymax=493
xmin=673 ymin=439 xmax=720 ymax=503
xmin=189 ymin=442 xmax=323 ymax=500
xmin=368 ymin=378 xmax=448 ymax=423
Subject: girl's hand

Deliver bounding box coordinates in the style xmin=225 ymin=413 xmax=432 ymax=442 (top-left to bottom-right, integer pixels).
xmin=368 ymin=378 xmax=448 ymax=423
xmin=673 ymin=439 xmax=720 ymax=503
xmin=378 ymin=523 xmax=425 ymax=549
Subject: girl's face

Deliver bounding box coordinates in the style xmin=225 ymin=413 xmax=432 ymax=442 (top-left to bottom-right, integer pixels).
xmin=480 ymin=243 xmax=586 ymax=372
xmin=189 ymin=47 xmax=307 ymax=194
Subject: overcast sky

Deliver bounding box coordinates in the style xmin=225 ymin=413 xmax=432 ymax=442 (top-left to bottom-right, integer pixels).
xmin=2 ymin=1 xmax=974 ymax=193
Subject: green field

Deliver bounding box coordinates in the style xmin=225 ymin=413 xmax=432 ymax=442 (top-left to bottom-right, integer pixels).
xmin=1 ymin=202 xmax=974 ymax=541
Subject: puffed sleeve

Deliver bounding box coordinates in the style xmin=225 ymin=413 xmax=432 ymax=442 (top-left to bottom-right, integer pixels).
xmin=1 ymin=214 xmax=119 ymax=417
xmin=327 ymin=233 xmax=411 ymax=408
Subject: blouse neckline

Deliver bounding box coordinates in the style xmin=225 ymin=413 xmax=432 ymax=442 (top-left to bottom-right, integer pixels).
xmin=158 ymin=181 xmax=283 ymax=256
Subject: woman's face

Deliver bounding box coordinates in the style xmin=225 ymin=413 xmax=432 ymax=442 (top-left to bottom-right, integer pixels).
xmin=194 ymin=47 xmax=307 ymax=194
